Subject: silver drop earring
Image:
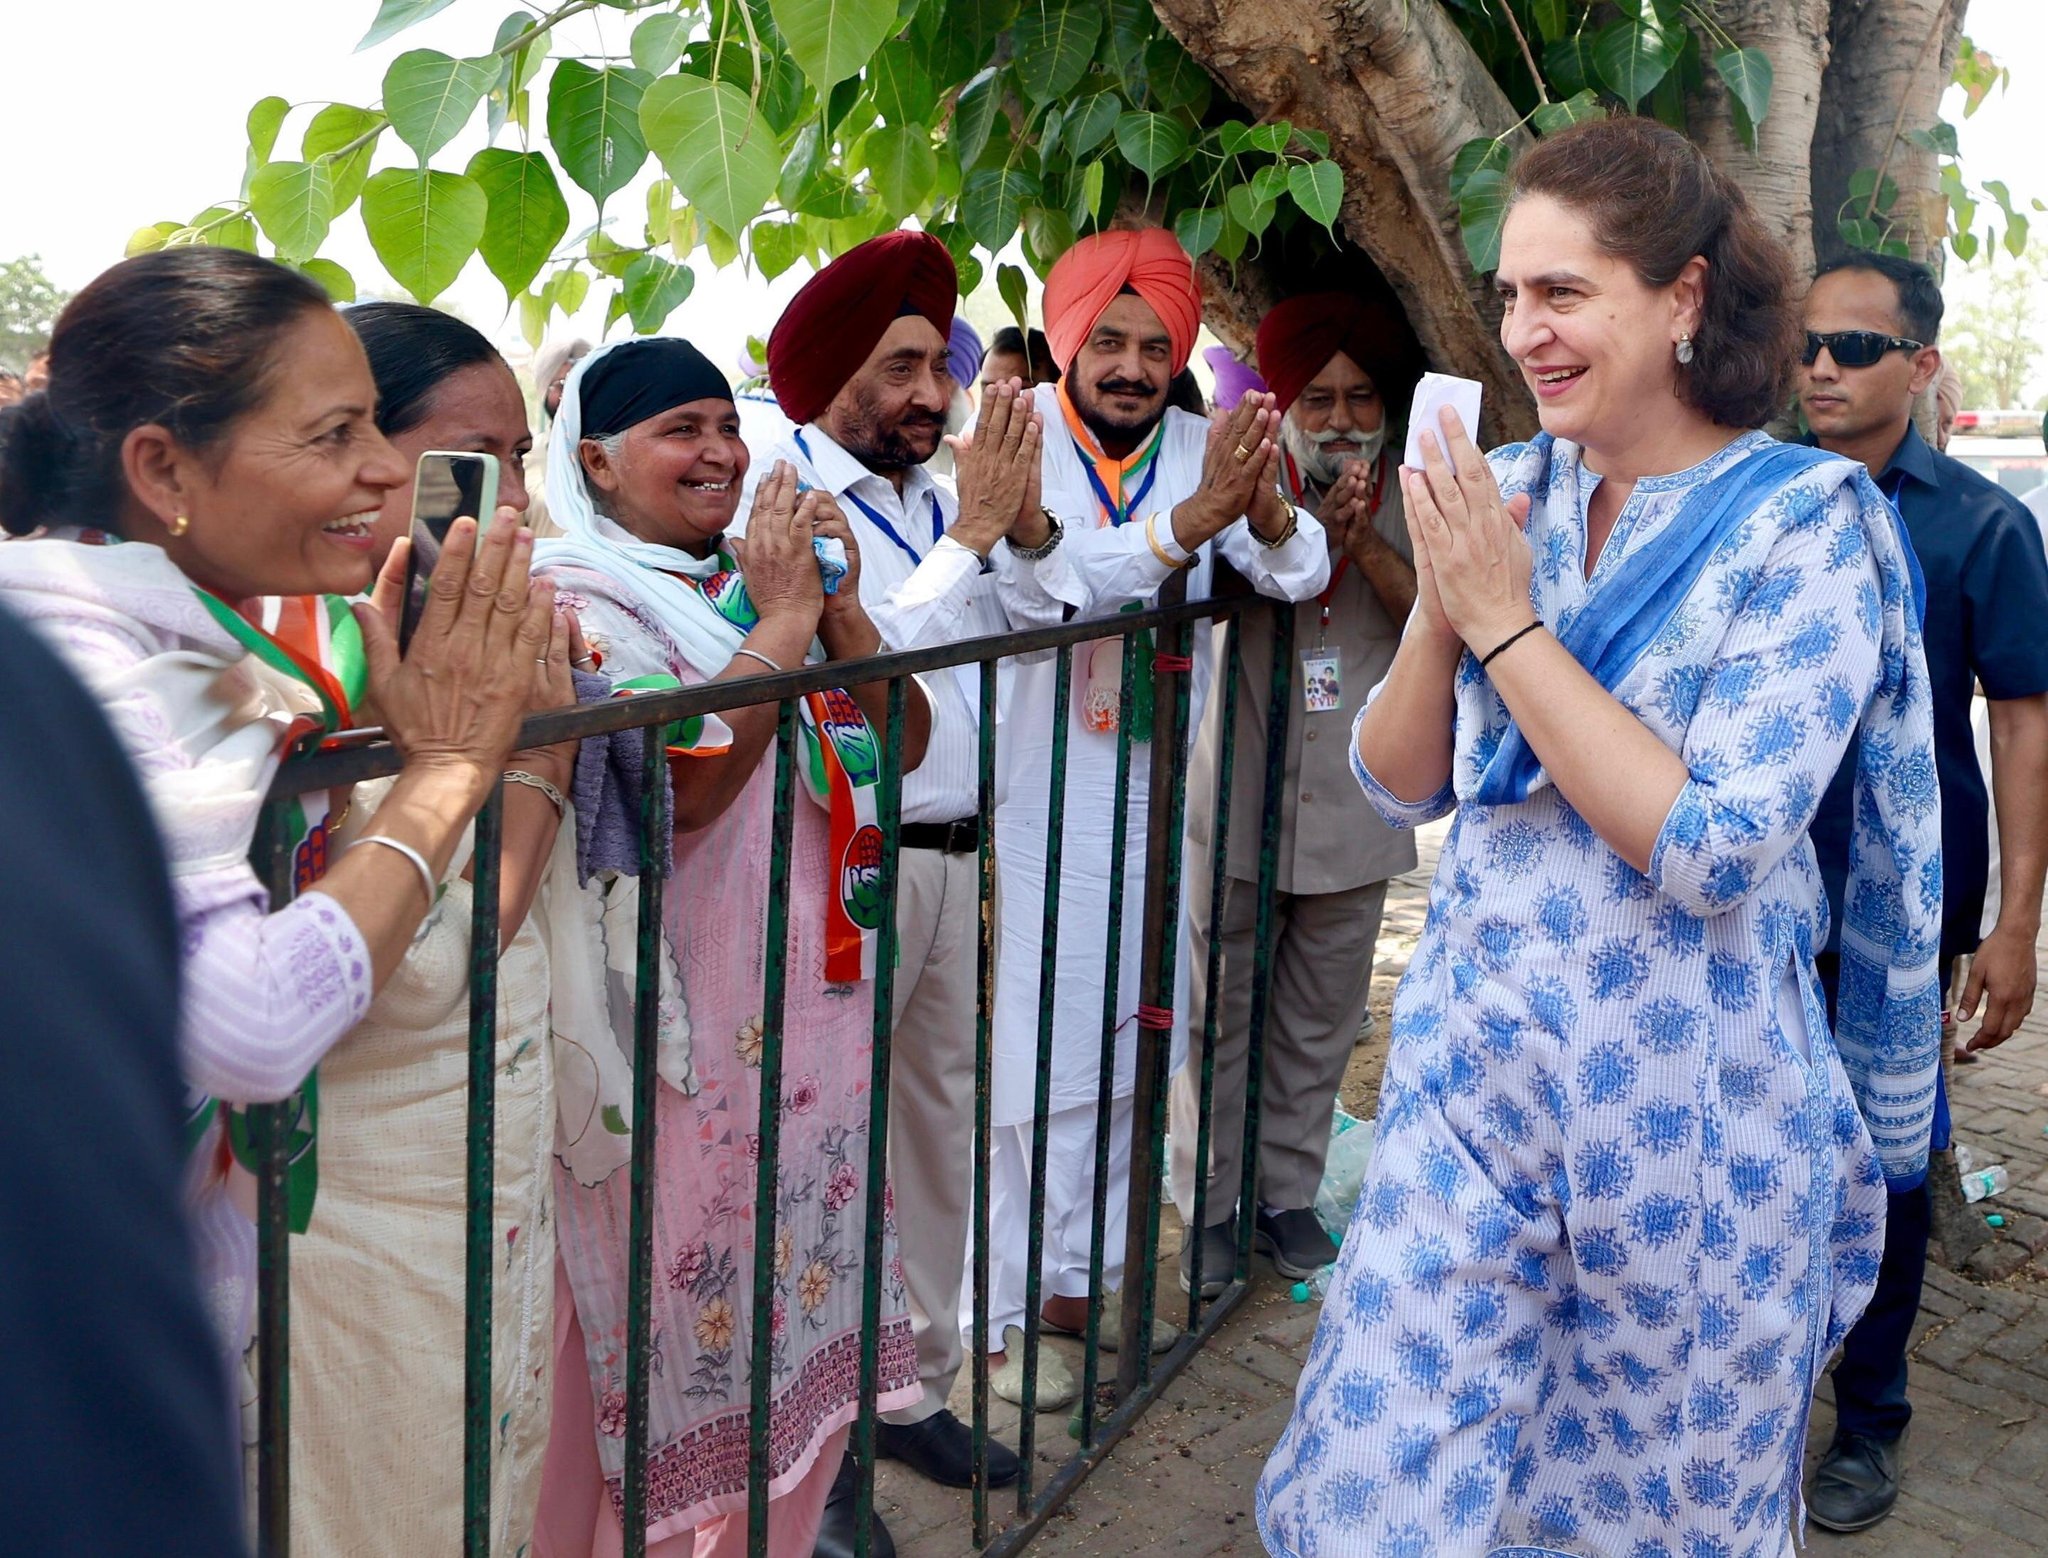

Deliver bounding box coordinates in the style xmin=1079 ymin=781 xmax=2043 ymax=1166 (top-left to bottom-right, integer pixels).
xmin=1675 ymin=334 xmax=1695 ymax=366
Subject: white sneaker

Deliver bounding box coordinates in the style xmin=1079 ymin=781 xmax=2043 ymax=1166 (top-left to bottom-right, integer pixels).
xmin=989 ymin=1323 xmax=1078 ymax=1410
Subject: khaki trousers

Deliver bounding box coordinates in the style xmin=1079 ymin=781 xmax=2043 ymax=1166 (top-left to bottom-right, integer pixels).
xmin=1169 ymin=875 xmax=1387 ymax=1225
xmin=882 ymin=845 xmax=981 ymax=1424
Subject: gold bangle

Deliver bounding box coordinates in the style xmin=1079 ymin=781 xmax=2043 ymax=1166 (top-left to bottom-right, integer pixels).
xmin=1145 ymin=512 xmax=1193 ymax=570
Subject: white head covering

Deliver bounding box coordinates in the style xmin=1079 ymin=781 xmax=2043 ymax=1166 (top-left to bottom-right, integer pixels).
xmin=531 ymin=339 xmax=764 ymax=680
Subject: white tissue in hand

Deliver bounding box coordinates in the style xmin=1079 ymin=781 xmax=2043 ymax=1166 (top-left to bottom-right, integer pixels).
xmin=1403 ymin=373 xmax=1484 ymax=469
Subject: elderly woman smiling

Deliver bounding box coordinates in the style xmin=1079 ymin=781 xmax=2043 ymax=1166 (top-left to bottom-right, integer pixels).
xmin=531 ymin=338 xmax=929 ymax=1558
xmin=1259 ymin=118 xmax=1943 ymax=1557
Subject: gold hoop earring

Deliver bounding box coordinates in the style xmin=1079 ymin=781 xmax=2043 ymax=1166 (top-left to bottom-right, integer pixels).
xmin=168 ymin=515 xmax=190 ymax=537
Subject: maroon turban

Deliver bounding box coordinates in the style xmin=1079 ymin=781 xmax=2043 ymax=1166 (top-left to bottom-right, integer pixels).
xmin=1255 ymin=292 xmax=1424 ymax=416
xmin=768 ymin=231 xmax=958 ymax=425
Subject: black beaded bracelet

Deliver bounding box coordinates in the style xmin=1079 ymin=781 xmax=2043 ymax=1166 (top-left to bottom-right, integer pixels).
xmin=1480 ymin=620 xmax=1545 ymax=668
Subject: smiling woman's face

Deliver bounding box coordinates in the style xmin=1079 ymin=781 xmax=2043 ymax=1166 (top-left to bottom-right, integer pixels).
xmin=1495 ymin=193 xmax=1699 ymax=453
xmin=367 ymin=358 xmax=533 ymax=573
xmin=579 ymin=397 xmax=750 ymax=551
xmin=156 ymin=307 xmax=410 ymax=600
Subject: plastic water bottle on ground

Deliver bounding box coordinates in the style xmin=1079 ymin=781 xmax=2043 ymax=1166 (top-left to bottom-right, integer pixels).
xmin=1289 ymin=1266 xmax=1336 ymax=1303
xmin=1961 ymin=1164 xmax=2010 ymax=1203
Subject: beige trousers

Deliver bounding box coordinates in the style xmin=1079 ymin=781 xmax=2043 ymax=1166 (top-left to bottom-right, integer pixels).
xmin=1170 ymin=875 xmax=1387 ymax=1225
xmin=882 ymin=845 xmax=982 ymax=1423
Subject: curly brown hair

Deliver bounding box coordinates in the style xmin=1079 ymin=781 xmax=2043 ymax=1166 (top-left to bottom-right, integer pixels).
xmin=1506 ymin=117 xmax=1798 ymax=430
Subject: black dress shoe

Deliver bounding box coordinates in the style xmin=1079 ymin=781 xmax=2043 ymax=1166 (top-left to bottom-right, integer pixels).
xmin=812 ymin=1452 xmax=895 ymax=1558
xmin=1254 ymin=1206 xmax=1339 ymax=1279
xmin=1808 ymin=1431 xmax=1902 ymax=1532
xmin=1178 ymin=1217 xmax=1237 ymax=1299
xmin=875 ymin=1408 xmax=1022 ymax=1489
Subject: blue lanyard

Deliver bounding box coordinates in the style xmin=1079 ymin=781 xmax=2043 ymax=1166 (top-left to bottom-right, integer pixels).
xmin=1074 ymin=435 xmax=1161 ymax=528
xmin=793 ymin=428 xmax=943 ymax=567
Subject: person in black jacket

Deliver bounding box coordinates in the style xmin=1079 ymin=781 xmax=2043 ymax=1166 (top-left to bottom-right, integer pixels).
xmin=0 ymin=598 xmax=245 ymax=1556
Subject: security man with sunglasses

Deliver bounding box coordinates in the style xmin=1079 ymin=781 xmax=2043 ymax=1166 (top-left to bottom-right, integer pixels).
xmin=1799 ymin=250 xmax=2048 ymax=1531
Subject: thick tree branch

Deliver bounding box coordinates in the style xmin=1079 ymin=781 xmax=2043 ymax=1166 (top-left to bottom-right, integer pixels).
xmin=1150 ymin=0 xmax=1538 ymax=442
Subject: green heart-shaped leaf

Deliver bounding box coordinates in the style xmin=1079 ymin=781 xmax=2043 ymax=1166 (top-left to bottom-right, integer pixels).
xmin=548 ymin=62 xmax=652 ymax=205
xmin=301 ymin=104 xmax=383 ymax=214
xmin=467 ymin=148 xmax=570 ymax=299
xmin=623 ymin=254 xmax=696 ymax=333
xmin=1287 ymin=160 xmax=1344 ymax=231
xmin=382 ymin=49 xmax=499 ymax=161
xmin=1014 ymin=0 xmax=1101 ymax=105
xmin=1594 ymin=16 xmax=1682 ymax=111
xmin=360 ymin=167 xmax=487 ymax=303
xmin=861 ymin=124 xmax=939 ymax=218
xmin=961 ymin=166 xmax=1040 ymax=250
xmin=249 ymin=159 xmax=335 ymax=261
xmin=752 ymin=221 xmax=805 ymax=280
xmin=357 ymin=0 xmax=461 ymax=51
xmin=769 ymin=0 xmax=899 ymax=92
xmin=1114 ymin=111 xmax=1188 ymax=180
xmin=641 ymin=74 xmax=780 ymax=240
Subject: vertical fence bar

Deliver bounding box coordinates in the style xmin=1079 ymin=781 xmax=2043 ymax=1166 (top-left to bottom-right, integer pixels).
xmin=1187 ymin=619 xmax=1242 ymax=1327
xmin=1081 ymin=631 xmax=1140 ymax=1446
xmin=746 ymin=704 xmax=802 ymax=1558
xmin=970 ymin=657 xmax=998 ymax=1545
xmin=621 ymin=725 xmax=669 ymax=1558
xmin=853 ymin=678 xmax=907 ymax=1558
xmin=462 ymin=783 xmax=504 ymax=1557
xmin=1119 ymin=621 xmax=1195 ymax=1395
xmin=253 ymin=800 xmax=298 ymax=1558
xmin=1017 ymin=644 xmax=1073 ymax=1514
xmin=1236 ymin=603 xmax=1295 ymax=1287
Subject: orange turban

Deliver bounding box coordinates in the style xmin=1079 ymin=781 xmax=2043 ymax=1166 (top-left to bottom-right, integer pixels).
xmin=1042 ymin=229 xmax=1203 ymax=375
xmin=768 ymin=231 xmax=958 ymax=426
xmin=1255 ymin=292 xmax=1425 ymax=416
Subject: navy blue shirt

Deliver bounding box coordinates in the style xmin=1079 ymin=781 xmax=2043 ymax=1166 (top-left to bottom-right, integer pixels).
xmin=1812 ymin=422 xmax=2048 ymax=963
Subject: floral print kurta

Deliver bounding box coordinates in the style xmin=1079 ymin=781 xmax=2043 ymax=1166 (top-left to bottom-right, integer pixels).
xmin=1259 ymin=433 xmax=1907 ymax=1558
xmin=542 ymin=563 xmax=917 ymax=1535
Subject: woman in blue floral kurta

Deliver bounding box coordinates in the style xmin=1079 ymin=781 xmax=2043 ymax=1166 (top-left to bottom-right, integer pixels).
xmin=1259 ymin=120 xmax=1941 ymax=1558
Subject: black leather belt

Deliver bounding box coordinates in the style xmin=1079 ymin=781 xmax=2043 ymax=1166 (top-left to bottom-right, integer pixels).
xmin=900 ymin=816 xmax=981 ymax=854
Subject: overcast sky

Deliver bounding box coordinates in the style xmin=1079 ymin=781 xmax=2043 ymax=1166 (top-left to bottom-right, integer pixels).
xmin=5 ymin=0 xmax=2044 ymax=381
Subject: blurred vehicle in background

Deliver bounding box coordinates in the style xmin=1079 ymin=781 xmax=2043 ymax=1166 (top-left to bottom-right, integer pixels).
xmin=1948 ymin=408 xmax=2048 ymax=497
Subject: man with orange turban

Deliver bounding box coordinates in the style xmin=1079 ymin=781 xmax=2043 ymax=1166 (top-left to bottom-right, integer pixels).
xmin=1171 ymin=291 xmax=1426 ymax=1299
xmin=743 ymin=229 xmax=1044 ymax=1523
xmin=978 ymin=230 xmax=1330 ymax=1409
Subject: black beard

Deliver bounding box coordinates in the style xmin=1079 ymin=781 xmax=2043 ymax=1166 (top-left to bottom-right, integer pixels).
xmin=832 ymin=384 xmax=944 ymax=471
xmin=1072 ymin=377 xmax=1165 ymax=448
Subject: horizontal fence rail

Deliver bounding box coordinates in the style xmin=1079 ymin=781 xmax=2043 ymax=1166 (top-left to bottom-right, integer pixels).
xmin=247 ymin=586 xmax=1296 ymax=1558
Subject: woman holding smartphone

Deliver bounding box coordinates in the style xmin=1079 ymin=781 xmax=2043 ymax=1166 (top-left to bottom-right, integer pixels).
xmin=530 ymin=337 xmax=930 ymax=1558
xmin=0 ymin=250 xmax=556 ymax=1508
xmin=281 ymin=301 xmax=577 ymax=1557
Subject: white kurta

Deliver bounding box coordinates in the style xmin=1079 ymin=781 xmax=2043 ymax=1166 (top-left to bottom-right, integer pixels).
xmin=988 ymin=388 xmax=1329 ymax=1130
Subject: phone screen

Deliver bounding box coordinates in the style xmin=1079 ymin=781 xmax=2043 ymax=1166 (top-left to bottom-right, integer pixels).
xmin=399 ymin=451 xmax=499 ymax=653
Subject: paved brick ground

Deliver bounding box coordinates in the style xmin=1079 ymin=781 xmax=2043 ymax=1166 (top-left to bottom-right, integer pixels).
xmin=878 ymin=824 xmax=2048 ymax=1554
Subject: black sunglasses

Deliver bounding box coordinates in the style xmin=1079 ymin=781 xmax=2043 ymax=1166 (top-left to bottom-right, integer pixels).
xmin=1802 ymin=329 xmax=1925 ymax=368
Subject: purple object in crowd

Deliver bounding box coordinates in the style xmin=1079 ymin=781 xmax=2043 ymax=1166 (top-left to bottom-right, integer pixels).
xmin=1204 ymin=345 xmax=1269 ymax=410
xmin=949 ymin=316 xmax=986 ymax=385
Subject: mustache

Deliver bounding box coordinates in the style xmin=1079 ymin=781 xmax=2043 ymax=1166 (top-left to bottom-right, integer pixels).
xmin=1093 ymin=377 xmax=1155 ymax=398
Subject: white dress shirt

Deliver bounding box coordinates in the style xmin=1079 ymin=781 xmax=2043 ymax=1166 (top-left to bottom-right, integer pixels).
xmin=733 ymin=423 xmax=1009 ymax=823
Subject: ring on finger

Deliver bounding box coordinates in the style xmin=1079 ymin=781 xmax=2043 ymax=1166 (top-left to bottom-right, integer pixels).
xmin=1233 ymin=443 xmax=1252 ymax=460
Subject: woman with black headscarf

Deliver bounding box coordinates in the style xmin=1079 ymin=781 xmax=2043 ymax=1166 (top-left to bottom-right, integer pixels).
xmin=530 ymin=338 xmax=929 ymax=1557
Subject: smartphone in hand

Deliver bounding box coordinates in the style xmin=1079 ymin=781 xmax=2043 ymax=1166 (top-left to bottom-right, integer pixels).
xmin=398 ymin=451 xmax=500 ymax=654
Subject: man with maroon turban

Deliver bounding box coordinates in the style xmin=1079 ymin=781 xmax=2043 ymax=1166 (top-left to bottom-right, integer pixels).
xmin=1169 ymin=291 xmax=1426 ymax=1296
xmin=742 ymin=229 xmax=1044 ymax=1514
xmin=979 ymin=230 xmax=1330 ymax=1409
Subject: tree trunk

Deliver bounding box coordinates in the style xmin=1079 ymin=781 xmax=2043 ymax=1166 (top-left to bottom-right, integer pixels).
xmin=1151 ymin=0 xmax=1538 ymax=442
xmin=1812 ymin=0 xmax=1970 ymax=265
xmin=1689 ymin=0 xmax=1835 ymax=282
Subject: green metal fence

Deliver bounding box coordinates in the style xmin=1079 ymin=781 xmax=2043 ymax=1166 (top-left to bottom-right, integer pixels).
xmin=247 ymin=586 xmax=1296 ymax=1557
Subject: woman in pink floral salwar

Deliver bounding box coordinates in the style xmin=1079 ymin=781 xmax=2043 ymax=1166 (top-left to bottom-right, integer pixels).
xmin=532 ymin=338 xmax=931 ymax=1557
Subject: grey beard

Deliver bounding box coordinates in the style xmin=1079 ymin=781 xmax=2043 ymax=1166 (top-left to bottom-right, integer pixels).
xmin=1282 ymin=418 xmax=1385 ymax=489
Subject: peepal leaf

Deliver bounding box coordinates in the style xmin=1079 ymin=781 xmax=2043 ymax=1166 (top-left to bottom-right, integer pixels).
xmin=623 ymin=254 xmax=695 ymax=333
xmin=467 ymin=148 xmax=570 ymax=299
xmin=302 ymin=104 xmax=382 ymax=214
xmin=383 ymin=49 xmax=500 ymax=161
xmin=1287 ymin=160 xmax=1344 ymax=230
xmin=360 ymin=167 xmax=487 ymax=303
xmin=549 ymin=62 xmax=652 ymax=206
xmin=960 ymin=166 xmax=1040 ymax=250
xmin=1014 ymin=0 xmax=1101 ymax=105
xmin=997 ymin=262 xmax=1029 ymax=331
xmin=770 ymin=0 xmax=900 ymax=92
xmin=1457 ymin=167 xmax=1510 ymax=272
xmin=249 ymin=159 xmax=335 ymax=262
xmin=642 ymin=75 xmax=780 ymax=241
xmin=357 ymin=0 xmax=462 ymax=50
xmin=298 ymin=259 xmax=356 ymax=303
xmin=1595 ymin=15 xmax=1682 ymax=111
xmin=1114 ymin=111 xmax=1188 ymax=180
xmin=1712 ymin=47 xmax=1774 ymax=128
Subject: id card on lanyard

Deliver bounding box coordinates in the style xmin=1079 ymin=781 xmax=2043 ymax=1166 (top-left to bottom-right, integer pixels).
xmin=792 ymin=427 xmax=943 ymax=568
xmin=1293 ymin=452 xmax=1386 ymax=715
